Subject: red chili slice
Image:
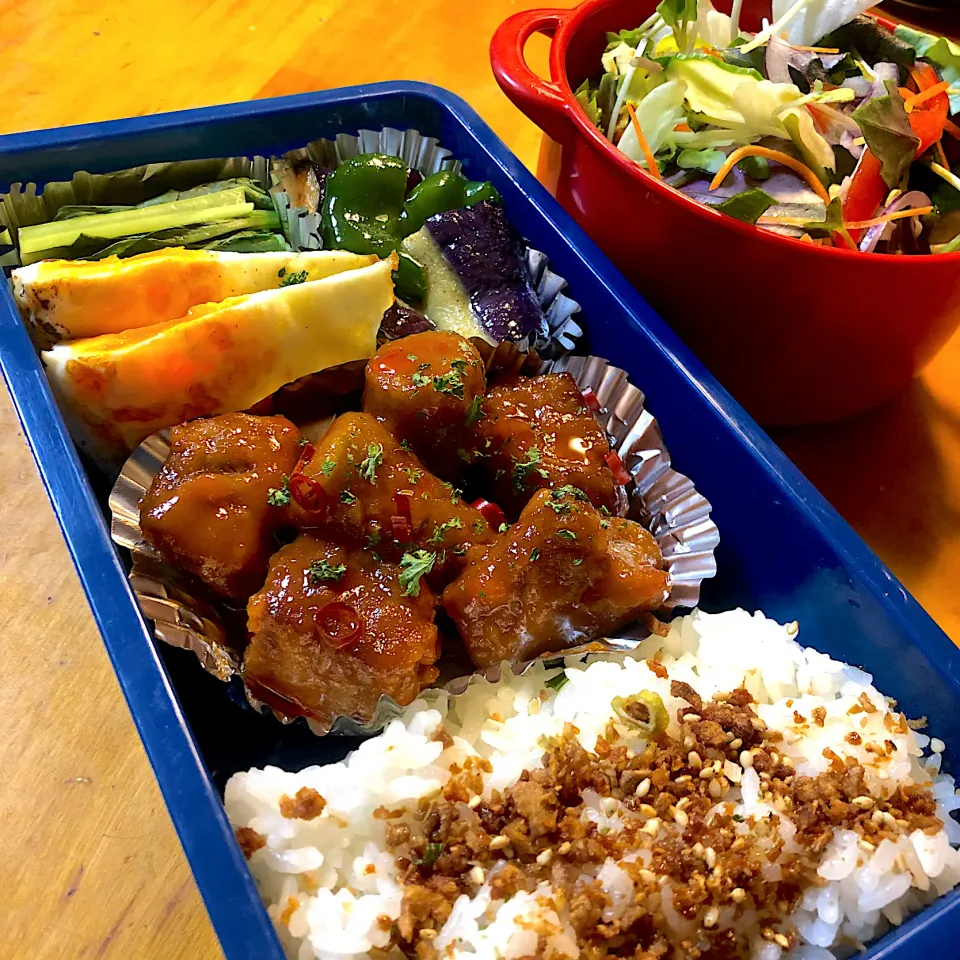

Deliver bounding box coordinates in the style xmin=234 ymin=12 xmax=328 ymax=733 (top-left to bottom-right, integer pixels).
xmin=605 ymin=450 xmax=632 ymax=486
xmin=289 ymin=473 xmax=327 ymax=514
xmin=394 ymin=490 xmax=413 ymax=522
xmin=316 ymin=601 xmax=363 ymax=649
xmin=294 ymin=442 xmax=316 ymax=474
xmin=580 ymin=387 xmax=602 ymax=413
xmin=470 ymin=497 xmax=506 ymax=531
xmin=391 ymin=515 xmax=413 ymax=542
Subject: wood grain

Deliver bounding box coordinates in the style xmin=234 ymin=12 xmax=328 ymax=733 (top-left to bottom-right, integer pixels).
xmin=0 ymin=2 xmax=956 ymax=958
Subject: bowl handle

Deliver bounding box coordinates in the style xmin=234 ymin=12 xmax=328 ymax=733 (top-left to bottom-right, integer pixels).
xmin=490 ymin=7 xmax=576 ymax=146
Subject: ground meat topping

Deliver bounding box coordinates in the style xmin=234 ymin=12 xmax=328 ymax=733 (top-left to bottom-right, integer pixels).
xmin=280 ymin=786 xmax=327 ymax=820
xmin=378 ymin=684 xmax=943 ymax=960
xmin=235 ymin=826 xmax=266 ymax=859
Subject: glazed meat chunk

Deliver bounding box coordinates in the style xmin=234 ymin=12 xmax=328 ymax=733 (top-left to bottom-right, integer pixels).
xmin=244 ymin=534 xmax=440 ymax=726
xmin=472 ymin=373 xmax=626 ymax=520
xmin=292 ymin=412 xmax=495 ymax=582
xmin=363 ymin=331 xmax=486 ymax=481
xmin=140 ymin=413 xmax=302 ymax=601
xmin=442 ymin=487 xmax=669 ymax=667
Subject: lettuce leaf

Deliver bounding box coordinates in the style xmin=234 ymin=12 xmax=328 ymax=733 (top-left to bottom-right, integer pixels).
xmin=710 ymin=188 xmax=776 ymax=223
xmin=895 ymin=25 xmax=960 ymax=115
xmin=770 ymin=0 xmax=881 ymax=49
xmin=852 ymin=86 xmax=919 ymax=188
xmin=617 ymin=80 xmax=688 ymax=166
xmin=821 ymin=15 xmax=916 ymax=66
xmin=677 ymin=148 xmax=727 ymax=174
xmin=575 ymin=78 xmax=602 ymax=128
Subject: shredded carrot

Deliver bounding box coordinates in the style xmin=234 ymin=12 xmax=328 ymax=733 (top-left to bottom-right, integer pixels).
xmin=626 ymin=103 xmax=662 ymax=182
xmin=935 ymin=139 xmax=950 ymax=170
xmin=792 ymin=45 xmax=840 ymax=54
xmin=710 ymin=146 xmax=829 ymax=204
xmin=943 ymin=117 xmax=960 ymax=140
xmin=674 ymin=122 xmax=692 ymax=133
xmin=908 ymin=64 xmax=937 ymax=92
xmin=844 ymin=206 xmax=934 ymax=230
xmin=904 ymin=81 xmax=950 ymax=113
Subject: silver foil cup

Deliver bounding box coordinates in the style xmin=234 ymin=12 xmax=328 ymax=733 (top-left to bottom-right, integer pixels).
xmin=108 ymin=128 xmax=718 ymax=735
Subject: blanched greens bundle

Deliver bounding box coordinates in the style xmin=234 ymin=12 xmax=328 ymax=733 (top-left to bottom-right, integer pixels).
xmin=576 ymin=0 xmax=960 ymax=254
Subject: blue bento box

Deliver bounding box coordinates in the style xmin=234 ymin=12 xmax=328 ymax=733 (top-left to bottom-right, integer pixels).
xmin=0 ymin=82 xmax=957 ymax=959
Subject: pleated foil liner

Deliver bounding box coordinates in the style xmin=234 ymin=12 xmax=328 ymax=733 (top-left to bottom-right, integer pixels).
xmin=279 ymin=126 xmax=583 ymax=359
xmin=109 ymin=353 xmax=718 ymax=735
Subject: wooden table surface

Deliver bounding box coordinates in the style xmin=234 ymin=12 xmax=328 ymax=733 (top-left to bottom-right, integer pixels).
xmin=1 ymin=2 xmax=958 ymax=958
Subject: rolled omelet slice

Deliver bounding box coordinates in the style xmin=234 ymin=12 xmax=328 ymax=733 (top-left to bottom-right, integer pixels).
xmin=13 ymin=248 xmax=379 ymax=343
xmin=43 ymin=253 xmax=397 ymax=458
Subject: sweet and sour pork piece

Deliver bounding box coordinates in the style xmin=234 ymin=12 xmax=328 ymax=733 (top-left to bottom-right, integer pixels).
xmin=362 ymin=330 xmax=486 ymax=482
xmin=244 ymin=534 xmax=440 ymax=726
xmin=442 ymin=486 xmax=669 ymax=667
xmin=290 ymin=412 xmax=495 ymax=583
xmin=139 ymin=412 xmax=302 ymax=601
xmin=471 ymin=372 xmax=627 ymax=520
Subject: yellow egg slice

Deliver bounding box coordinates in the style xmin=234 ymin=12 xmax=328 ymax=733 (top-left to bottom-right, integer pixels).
xmin=13 ymin=248 xmax=379 ymax=343
xmin=42 ymin=253 xmax=398 ymax=459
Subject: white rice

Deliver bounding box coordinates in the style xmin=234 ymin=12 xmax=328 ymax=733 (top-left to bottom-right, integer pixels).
xmin=224 ymin=609 xmax=960 ymax=960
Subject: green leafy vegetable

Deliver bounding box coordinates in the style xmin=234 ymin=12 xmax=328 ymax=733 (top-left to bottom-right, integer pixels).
xmin=359 ymin=443 xmax=384 ymax=483
xmin=556 ymin=529 xmax=578 ymax=540
xmin=399 ymin=550 xmax=437 ymax=597
xmin=823 ymin=16 xmax=916 ymax=68
xmin=512 ymin=447 xmax=549 ymax=490
xmin=429 ymin=517 xmax=463 ymax=544
xmin=432 ymin=371 xmax=465 ymax=399
xmin=574 ymin=78 xmax=602 ymax=128
xmin=677 ymin=148 xmax=727 ymax=175
xmin=266 ymin=477 xmax=291 ymax=507
xmin=308 ymin=560 xmax=347 ymax=583
xmin=852 ymin=87 xmax=920 ymax=189
xmin=321 ymin=458 xmax=337 ymax=477
xmin=413 ymin=842 xmax=444 ymax=868
xmin=895 ymin=25 xmax=960 ymax=115
xmin=711 ymin=189 xmax=777 ymax=224
xmin=340 ymin=489 xmax=358 ymax=505
xmin=545 ymin=673 xmax=569 ymax=692
xmin=465 ymin=395 xmax=485 ymax=426
xmin=804 ymin=197 xmax=855 ymax=250
xmin=738 ymin=155 xmax=771 ymax=181
xmin=279 ymin=269 xmax=308 ymax=287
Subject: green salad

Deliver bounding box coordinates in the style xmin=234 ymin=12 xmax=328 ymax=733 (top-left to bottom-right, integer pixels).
xmin=575 ymin=0 xmax=960 ymax=253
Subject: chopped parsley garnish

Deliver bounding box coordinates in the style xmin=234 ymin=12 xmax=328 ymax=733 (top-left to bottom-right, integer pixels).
xmin=411 ymin=372 xmax=431 ymax=388
xmin=279 ymin=269 xmax=309 ymax=287
xmin=266 ymin=476 xmax=291 ymax=507
xmin=359 ymin=443 xmax=384 ymax=483
xmin=400 ymin=466 xmax=423 ymax=483
xmin=298 ymin=435 xmax=309 ymax=446
xmin=498 ymin=523 xmax=509 ymax=533
xmin=320 ymin=458 xmax=337 ymax=477
xmin=413 ymin=841 xmax=444 ymax=868
xmin=472 ymin=519 xmax=486 ymax=535
xmin=530 ymin=547 xmax=540 ymax=561
xmin=546 ymin=673 xmax=569 ymax=692
xmin=512 ymin=447 xmax=549 ymax=490
xmin=572 ymin=558 xmax=584 ymax=566
xmin=599 ymin=505 xmax=612 ymax=516
xmin=464 ymin=395 xmax=485 ymax=427
xmin=277 ymin=267 xmax=286 ymax=278
xmin=308 ymin=560 xmax=347 ymax=583
xmin=429 ymin=517 xmax=463 ymax=544
xmin=399 ymin=550 xmax=437 ymax=597
xmin=557 ymin=529 xmax=577 ymax=540
xmin=340 ymin=489 xmax=358 ymax=505
xmin=432 ymin=371 xmax=465 ymax=399
xmin=450 ymin=358 xmax=468 ymax=373
xmin=456 ymin=447 xmax=472 ymax=463
xmin=406 ymin=354 xmax=418 ymax=362
xmin=399 ymin=439 xmax=413 ymax=452
xmin=733 ymin=814 xmax=745 ymax=823
xmin=554 ymin=485 xmax=588 ymax=502
xmin=366 ymin=528 xmax=381 ymax=549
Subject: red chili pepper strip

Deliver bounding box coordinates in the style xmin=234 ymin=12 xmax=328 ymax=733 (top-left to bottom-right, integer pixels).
xmin=294 ymin=442 xmax=316 ymax=475
xmin=898 ymin=85 xmax=949 ymax=154
xmin=605 ymin=450 xmax=632 ymax=486
xmin=393 ymin=490 xmax=413 ymax=523
xmin=316 ymin=601 xmax=363 ymax=649
xmin=470 ymin=498 xmax=506 ymax=531
xmin=580 ymin=387 xmax=602 ymax=413
xmin=841 ymin=151 xmax=888 ymax=247
xmin=289 ymin=473 xmax=327 ymax=514
xmin=391 ymin=515 xmax=413 ymax=542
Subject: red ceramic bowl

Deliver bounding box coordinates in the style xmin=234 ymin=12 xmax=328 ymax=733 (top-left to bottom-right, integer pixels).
xmin=491 ymin=0 xmax=960 ymax=425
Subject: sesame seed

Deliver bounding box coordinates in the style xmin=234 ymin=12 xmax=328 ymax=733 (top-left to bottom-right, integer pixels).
xmin=740 ymin=751 xmax=754 ymax=769
xmin=688 ymin=751 xmax=703 ymax=769
xmin=675 ymin=775 xmax=692 ymax=784
xmin=673 ymin=807 xmax=689 ymax=827
xmin=638 ymin=868 xmax=657 ymax=884
xmin=859 ymin=839 xmax=876 ymax=852
xmin=643 ymin=818 xmax=661 ymax=835
xmin=705 ymin=847 xmax=717 ymax=868
xmin=467 ymin=795 xmax=482 ymax=809
xmin=731 ymin=887 xmax=747 ymax=903
xmin=774 ymin=933 xmax=791 ymax=949
xmin=675 ymin=796 xmax=690 ymax=810
xmin=601 ymin=796 xmax=619 ymax=815
xmin=469 ymin=866 xmax=485 ymax=885
xmin=536 ymin=849 xmax=553 ymax=866
xmin=558 ymin=841 xmax=572 ymax=855
xmin=702 ymin=906 xmax=719 ymax=928
xmin=638 ymin=803 xmax=658 ymax=819
xmin=851 ymin=796 xmax=875 ymax=809
xmin=709 ymin=778 xmax=724 ymax=799
xmin=693 ymin=842 xmax=705 ymax=856
xmin=684 ymin=713 xmax=702 ymax=722
xmin=489 ymin=835 xmax=510 ymax=850
xmin=635 ymin=778 xmax=651 ymax=799
xmin=699 ymin=767 xmax=715 ymax=779
xmin=785 ymin=621 xmax=799 ymax=635
xmin=931 ymin=738 xmax=945 ymax=754
xmin=729 ymin=738 xmax=743 ymax=750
